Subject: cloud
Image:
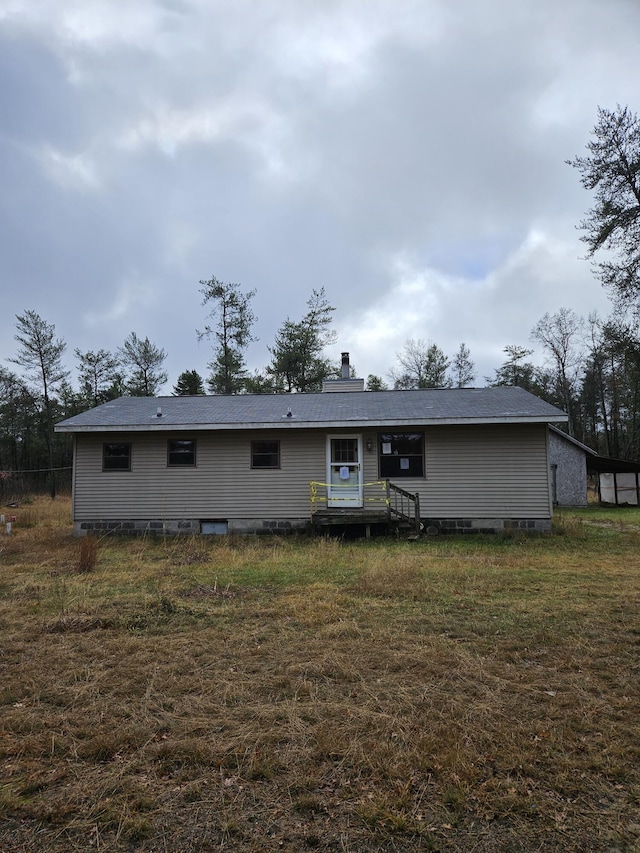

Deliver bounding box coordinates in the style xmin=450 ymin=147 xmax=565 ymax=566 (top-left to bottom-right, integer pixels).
xmin=115 ymin=97 xmax=293 ymax=183
xmin=83 ymin=271 xmax=156 ymax=328
xmin=37 ymin=144 xmax=101 ymax=190
xmin=0 ymin=0 xmax=637 ymax=391
xmin=334 ymin=223 xmax=610 ymax=383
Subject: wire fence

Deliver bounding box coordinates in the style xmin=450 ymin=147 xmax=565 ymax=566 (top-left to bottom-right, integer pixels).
xmin=0 ymin=467 xmax=73 ymax=501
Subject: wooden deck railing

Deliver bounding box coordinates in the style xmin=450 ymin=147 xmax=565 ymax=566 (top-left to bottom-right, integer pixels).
xmin=386 ymin=481 xmax=421 ymax=537
xmin=309 ymin=480 xmax=389 ymax=511
xmin=310 ymin=479 xmax=422 ymax=537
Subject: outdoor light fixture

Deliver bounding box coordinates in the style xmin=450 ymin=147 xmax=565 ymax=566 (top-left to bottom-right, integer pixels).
xmin=366 ymin=438 xmax=373 ymax=452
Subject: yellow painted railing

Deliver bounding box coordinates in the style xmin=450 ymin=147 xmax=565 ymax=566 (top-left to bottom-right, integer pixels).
xmin=309 ymin=480 xmax=389 ymax=510
xmin=310 ymin=479 xmax=422 ymax=536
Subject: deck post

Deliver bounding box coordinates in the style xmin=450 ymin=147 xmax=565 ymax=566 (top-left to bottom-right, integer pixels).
xmin=385 ymin=479 xmax=391 ymax=522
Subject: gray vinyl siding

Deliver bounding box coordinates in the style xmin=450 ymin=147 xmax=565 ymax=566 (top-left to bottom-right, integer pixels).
xmin=364 ymin=423 xmax=550 ymax=519
xmin=72 ymin=423 xmax=551 ymax=521
xmin=73 ymin=429 xmax=328 ymax=520
xmin=419 ymin=423 xmax=551 ymax=518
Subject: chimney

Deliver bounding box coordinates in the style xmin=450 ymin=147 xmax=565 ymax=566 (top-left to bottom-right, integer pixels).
xmin=322 ymin=351 xmax=365 ymax=392
xmin=341 ymin=352 xmax=350 ymax=380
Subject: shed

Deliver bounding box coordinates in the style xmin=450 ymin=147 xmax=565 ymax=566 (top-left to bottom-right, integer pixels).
xmin=588 ymin=454 xmax=640 ymax=505
xmin=548 ymin=425 xmax=597 ymax=507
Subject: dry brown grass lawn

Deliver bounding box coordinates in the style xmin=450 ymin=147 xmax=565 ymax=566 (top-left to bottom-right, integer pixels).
xmin=1 ymin=497 xmax=639 ymax=852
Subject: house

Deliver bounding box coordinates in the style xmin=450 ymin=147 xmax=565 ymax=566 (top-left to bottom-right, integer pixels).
xmin=55 ymin=374 xmax=567 ymax=537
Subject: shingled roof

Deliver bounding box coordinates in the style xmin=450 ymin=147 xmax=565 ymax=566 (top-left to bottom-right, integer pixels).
xmin=56 ymin=386 xmax=567 ymax=433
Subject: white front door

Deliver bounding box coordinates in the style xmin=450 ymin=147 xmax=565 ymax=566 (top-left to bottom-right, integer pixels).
xmin=327 ymin=435 xmax=363 ymax=508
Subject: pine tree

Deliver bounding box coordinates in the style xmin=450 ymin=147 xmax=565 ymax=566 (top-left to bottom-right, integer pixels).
xmin=173 ymin=370 xmax=206 ymax=396
xmin=75 ymin=348 xmax=122 ymax=407
xmin=451 ymin=343 xmax=475 ymax=388
xmin=568 ymin=105 xmax=640 ymax=302
xmin=267 ymin=288 xmax=336 ymax=393
xmin=198 ymin=277 xmax=257 ymax=394
xmin=391 ymin=339 xmax=451 ymax=389
xmin=10 ymin=310 xmax=69 ymax=497
xmin=118 ymin=332 xmax=168 ymax=396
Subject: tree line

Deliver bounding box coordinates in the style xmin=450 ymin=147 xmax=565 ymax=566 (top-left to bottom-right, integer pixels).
xmin=2 ymin=103 xmax=640 ymax=496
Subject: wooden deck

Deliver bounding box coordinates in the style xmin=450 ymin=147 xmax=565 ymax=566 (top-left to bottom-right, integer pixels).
xmin=311 ymin=508 xmax=390 ymax=527
xmin=310 ymin=479 xmax=422 ymax=537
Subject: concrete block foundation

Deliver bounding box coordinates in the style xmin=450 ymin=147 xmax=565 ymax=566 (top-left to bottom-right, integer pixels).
xmin=74 ymin=516 xmax=551 ymax=537
xmin=73 ymin=518 xmax=311 ymax=537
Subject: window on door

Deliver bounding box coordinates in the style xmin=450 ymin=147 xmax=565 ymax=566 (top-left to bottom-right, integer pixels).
xmin=331 ymin=438 xmax=358 ymax=464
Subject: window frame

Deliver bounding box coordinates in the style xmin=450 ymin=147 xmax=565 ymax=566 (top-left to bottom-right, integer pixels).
xmin=377 ymin=432 xmax=425 ymax=479
xmin=251 ymin=439 xmax=281 ymax=470
xmin=103 ymin=442 xmax=132 ymax=472
xmin=167 ymin=438 xmax=197 ymax=467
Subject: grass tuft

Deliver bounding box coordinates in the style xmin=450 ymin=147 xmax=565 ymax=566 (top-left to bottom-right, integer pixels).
xmin=77 ymin=534 xmax=98 ymax=572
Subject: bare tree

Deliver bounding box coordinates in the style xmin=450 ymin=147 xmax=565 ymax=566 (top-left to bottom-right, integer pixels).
xmin=391 ymin=339 xmax=451 ymax=389
xmin=531 ymin=308 xmax=585 ymax=436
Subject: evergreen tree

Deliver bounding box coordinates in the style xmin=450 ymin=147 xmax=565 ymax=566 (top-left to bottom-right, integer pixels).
xmin=198 ymin=277 xmax=257 ymax=394
xmin=242 ymin=370 xmax=284 ymax=394
xmin=267 ymin=288 xmax=336 ymax=393
xmin=0 ymin=368 xmax=37 ymax=490
xmin=451 ymin=342 xmax=476 ymax=388
xmin=391 ymin=339 xmax=451 ymax=389
xmin=568 ymin=105 xmax=640 ymax=303
xmin=75 ymin=348 xmax=122 ymax=407
xmin=173 ymin=370 xmax=206 ymax=396
xmin=487 ymin=345 xmax=536 ymax=389
xmin=118 ymin=332 xmax=168 ymax=396
xmin=366 ymin=374 xmax=388 ymax=391
xmin=10 ymin=310 xmax=69 ymax=498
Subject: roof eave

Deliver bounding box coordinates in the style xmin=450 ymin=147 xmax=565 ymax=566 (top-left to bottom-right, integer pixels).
xmin=55 ymin=414 xmax=568 ymax=433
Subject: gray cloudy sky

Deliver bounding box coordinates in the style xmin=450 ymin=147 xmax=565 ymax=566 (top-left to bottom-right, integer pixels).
xmin=1 ymin=0 xmax=638 ymax=390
